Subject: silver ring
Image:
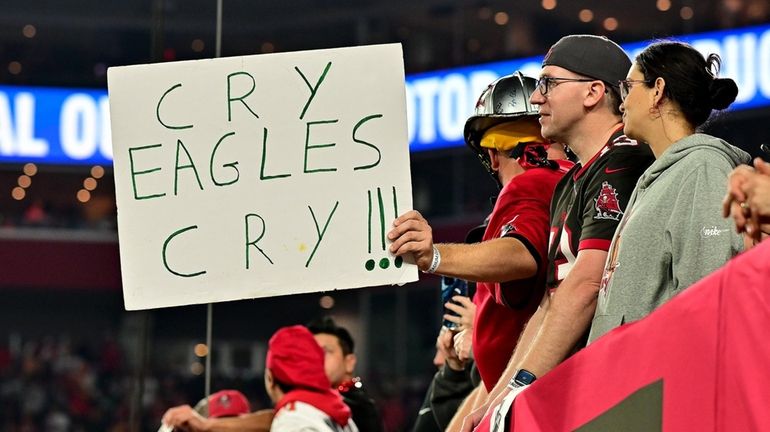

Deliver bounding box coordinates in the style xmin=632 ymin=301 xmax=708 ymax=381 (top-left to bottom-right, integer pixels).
xmin=740 ymin=201 xmax=750 ymax=210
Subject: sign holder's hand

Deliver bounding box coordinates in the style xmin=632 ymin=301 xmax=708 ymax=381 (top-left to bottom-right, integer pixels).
xmin=388 ymin=210 xmax=435 ymax=270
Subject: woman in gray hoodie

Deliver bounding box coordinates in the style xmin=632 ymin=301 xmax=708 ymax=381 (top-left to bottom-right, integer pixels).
xmin=589 ymin=41 xmax=750 ymax=342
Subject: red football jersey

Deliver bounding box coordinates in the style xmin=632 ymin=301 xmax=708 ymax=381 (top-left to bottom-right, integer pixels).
xmin=473 ymin=161 xmax=571 ymax=390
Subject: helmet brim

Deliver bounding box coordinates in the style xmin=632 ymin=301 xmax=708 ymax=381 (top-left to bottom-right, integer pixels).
xmin=464 ymin=114 xmax=539 ymax=156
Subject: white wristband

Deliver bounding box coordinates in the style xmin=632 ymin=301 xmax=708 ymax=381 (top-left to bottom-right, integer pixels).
xmin=425 ymin=245 xmax=441 ymax=273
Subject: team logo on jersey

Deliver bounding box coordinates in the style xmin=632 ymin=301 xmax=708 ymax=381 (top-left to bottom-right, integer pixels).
xmin=594 ymin=181 xmax=624 ymax=220
xmin=500 ymin=215 xmax=519 ymax=237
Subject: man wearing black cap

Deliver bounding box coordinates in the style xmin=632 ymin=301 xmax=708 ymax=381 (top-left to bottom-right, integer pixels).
xmin=460 ymin=35 xmax=654 ymax=432
xmin=389 ymin=72 xmax=570 ymax=398
xmin=389 ymin=73 xmax=572 ymax=432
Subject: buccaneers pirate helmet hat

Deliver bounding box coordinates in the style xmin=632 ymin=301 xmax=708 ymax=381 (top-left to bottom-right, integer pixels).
xmin=465 ymin=72 xmax=550 ymax=184
xmin=464 ymin=71 xmax=539 ymax=151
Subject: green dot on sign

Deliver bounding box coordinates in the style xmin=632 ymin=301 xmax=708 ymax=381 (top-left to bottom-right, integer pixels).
xmin=365 ymin=259 xmax=375 ymax=271
xmin=394 ymin=256 xmax=403 ymax=268
xmin=379 ymin=258 xmax=390 ymax=269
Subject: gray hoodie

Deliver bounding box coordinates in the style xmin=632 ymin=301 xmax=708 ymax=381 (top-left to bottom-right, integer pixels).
xmin=589 ymin=133 xmax=750 ymax=343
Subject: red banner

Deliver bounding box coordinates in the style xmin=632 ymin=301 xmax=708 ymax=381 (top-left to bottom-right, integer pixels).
xmin=479 ymin=240 xmax=770 ymax=431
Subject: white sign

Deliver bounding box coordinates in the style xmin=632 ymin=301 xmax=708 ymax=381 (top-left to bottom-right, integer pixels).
xmin=108 ymin=44 xmax=417 ymax=310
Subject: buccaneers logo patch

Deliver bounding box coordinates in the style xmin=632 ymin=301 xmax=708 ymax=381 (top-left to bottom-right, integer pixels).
xmin=594 ymin=181 xmax=624 ymax=221
xmin=500 ymin=215 xmax=519 ymax=237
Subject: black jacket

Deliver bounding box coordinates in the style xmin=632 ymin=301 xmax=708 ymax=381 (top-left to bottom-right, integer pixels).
xmin=412 ymin=362 xmax=478 ymax=432
xmin=341 ymin=382 xmax=384 ymax=432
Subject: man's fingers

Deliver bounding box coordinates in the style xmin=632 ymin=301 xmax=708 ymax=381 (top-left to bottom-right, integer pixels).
xmin=391 ymin=239 xmax=430 ymax=260
xmin=438 ymin=329 xmax=454 ymax=348
xmin=386 ymin=215 xmax=422 ymax=243
xmin=387 ymin=218 xmax=420 ymax=243
xmin=388 ymin=220 xmax=431 ymax=253
xmin=749 ymin=201 xmax=762 ymax=240
xmin=389 ymin=230 xmax=427 ymax=255
xmin=444 ymin=301 xmax=465 ymax=314
xmin=452 ymin=296 xmax=474 ymax=308
xmin=443 ymin=314 xmax=461 ymax=324
xmin=391 ymin=210 xmax=422 ymax=227
xmin=735 ymin=201 xmax=748 ymax=223
xmin=453 ymin=333 xmax=462 ymax=345
xmin=463 ymin=407 xmax=485 ymax=432
xmin=162 ymin=406 xmax=191 ymax=426
xmin=722 ymin=193 xmax=735 ymax=218
xmin=460 ymin=416 xmax=475 ymax=432
xmin=389 ymin=210 xmax=426 ymax=238
xmin=754 ymin=157 xmax=770 ymax=175
xmin=725 ymin=165 xmax=752 ymax=204
xmin=725 ymin=200 xmax=748 ymax=233
xmin=392 ymin=218 xmax=430 ymax=237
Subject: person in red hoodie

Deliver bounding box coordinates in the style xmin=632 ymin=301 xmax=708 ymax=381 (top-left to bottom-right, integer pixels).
xmin=161 ymin=325 xmax=355 ymax=432
xmin=265 ymin=325 xmax=357 ymax=432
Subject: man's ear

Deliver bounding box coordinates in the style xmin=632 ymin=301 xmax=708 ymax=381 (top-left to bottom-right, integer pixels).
xmin=583 ymin=80 xmax=606 ymax=110
xmin=488 ymin=148 xmax=500 ymax=171
xmin=344 ymin=353 xmax=357 ymax=375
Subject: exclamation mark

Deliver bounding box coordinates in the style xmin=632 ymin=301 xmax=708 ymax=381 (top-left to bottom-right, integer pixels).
xmin=365 ymin=186 xmax=403 ymax=271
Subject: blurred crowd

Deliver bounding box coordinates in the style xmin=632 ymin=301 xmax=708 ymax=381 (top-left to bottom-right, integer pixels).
xmin=0 ymin=336 xmax=261 ymax=432
xmin=0 ymin=333 xmax=433 ymax=432
xmin=0 ymin=199 xmax=116 ymax=231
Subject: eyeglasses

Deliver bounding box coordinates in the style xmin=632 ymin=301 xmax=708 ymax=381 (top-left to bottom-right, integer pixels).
xmin=535 ymin=77 xmax=596 ymax=95
xmin=618 ymin=79 xmax=652 ymax=101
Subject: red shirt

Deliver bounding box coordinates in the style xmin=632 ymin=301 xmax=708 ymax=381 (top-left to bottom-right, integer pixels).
xmin=472 ymin=162 xmax=571 ymax=390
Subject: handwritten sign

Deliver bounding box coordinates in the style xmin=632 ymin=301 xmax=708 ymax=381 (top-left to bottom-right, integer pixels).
xmin=108 ymin=44 xmax=416 ymax=310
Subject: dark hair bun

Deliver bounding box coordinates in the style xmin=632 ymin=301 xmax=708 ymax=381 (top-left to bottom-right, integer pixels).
xmin=709 ymin=78 xmax=738 ymax=110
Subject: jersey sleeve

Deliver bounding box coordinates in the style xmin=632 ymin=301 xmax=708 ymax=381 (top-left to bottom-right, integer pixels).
xmin=492 ymin=170 xmax=559 ymax=307
xmin=497 ymin=196 xmax=550 ymax=269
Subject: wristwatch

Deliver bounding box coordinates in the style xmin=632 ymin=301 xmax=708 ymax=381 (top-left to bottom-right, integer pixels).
xmin=508 ymin=368 xmax=537 ymax=389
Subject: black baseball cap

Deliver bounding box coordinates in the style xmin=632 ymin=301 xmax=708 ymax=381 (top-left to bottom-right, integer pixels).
xmin=543 ymin=35 xmax=631 ymax=88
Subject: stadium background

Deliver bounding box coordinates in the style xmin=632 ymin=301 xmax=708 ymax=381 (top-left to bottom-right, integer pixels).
xmin=1 ymin=1 xmax=769 ymax=430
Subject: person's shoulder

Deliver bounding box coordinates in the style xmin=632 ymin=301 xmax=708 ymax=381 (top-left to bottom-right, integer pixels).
xmin=521 ymin=162 xmax=574 ymax=180
xmin=272 ymin=402 xmax=334 ymax=432
xmin=585 ymin=137 xmax=653 ymax=181
xmin=271 ymin=407 xmax=304 ymax=431
xmin=683 ymin=139 xmax=746 ymax=168
xmin=274 ymin=401 xmax=319 ymax=420
xmin=508 ymin=164 xmax=572 ymax=194
xmin=672 ymin=147 xmax=738 ymax=184
xmin=605 ymin=136 xmax=654 ymax=163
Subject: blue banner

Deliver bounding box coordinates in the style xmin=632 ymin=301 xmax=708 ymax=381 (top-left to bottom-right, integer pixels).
xmin=406 ymin=23 xmax=770 ymax=152
xmin=1 ymin=24 xmax=769 ymax=165
xmin=0 ymin=85 xmax=111 ymax=165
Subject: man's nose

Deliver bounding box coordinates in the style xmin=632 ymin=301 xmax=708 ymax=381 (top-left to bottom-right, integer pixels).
xmin=529 ymin=88 xmax=544 ymax=105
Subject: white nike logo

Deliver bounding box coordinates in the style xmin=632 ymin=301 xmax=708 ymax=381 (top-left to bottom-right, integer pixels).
xmin=418 ymin=407 xmax=432 ymax=416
